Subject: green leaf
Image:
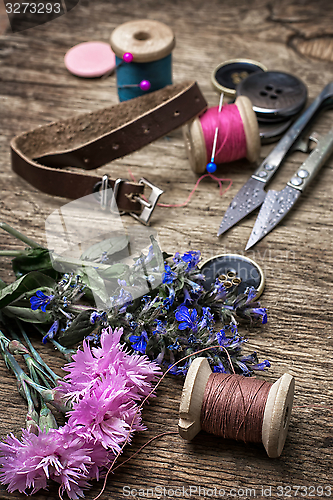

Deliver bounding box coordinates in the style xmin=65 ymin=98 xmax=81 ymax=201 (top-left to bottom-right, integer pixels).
xmin=57 ymin=309 xmax=96 ymax=346
xmin=81 ymin=234 xmax=129 ymax=262
xmin=0 ymin=272 xmax=56 ymax=309
xmin=3 ymin=305 xmax=52 ymax=323
xmin=12 ymin=248 xmax=57 ymax=278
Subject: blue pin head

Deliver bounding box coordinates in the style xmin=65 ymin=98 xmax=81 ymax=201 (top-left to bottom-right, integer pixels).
xmin=206 ymin=162 xmax=217 ymax=173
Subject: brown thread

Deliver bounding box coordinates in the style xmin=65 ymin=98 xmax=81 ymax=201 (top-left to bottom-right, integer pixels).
xmin=200 ymin=373 xmax=272 ymax=444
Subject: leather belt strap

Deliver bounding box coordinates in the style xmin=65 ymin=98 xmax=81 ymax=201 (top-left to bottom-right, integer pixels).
xmin=11 ymin=81 xmax=207 ymax=214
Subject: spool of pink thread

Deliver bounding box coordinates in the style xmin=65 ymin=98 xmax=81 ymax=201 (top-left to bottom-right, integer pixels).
xmin=183 ymin=96 xmax=260 ymax=173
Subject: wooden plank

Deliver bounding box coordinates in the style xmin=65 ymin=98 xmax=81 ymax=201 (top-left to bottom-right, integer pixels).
xmin=0 ymin=0 xmax=333 ymax=499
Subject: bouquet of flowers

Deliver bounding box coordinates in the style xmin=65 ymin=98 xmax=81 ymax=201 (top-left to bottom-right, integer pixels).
xmin=0 ymin=222 xmax=269 ymax=498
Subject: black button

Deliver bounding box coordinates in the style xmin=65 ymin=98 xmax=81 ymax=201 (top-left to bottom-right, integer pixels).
xmin=199 ymin=254 xmax=265 ymax=298
xmin=211 ymin=59 xmax=267 ymax=96
xmin=236 ymin=71 xmax=307 ymax=121
xmin=259 ymin=117 xmax=294 ymax=144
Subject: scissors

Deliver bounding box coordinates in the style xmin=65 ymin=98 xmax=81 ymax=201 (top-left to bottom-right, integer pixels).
xmin=217 ymin=82 xmax=333 ymax=249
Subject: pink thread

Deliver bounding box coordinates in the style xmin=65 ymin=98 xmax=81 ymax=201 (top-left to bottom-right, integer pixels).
xmin=127 ymin=170 xmax=233 ymax=208
xmin=200 ymin=104 xmax=247 ymax=164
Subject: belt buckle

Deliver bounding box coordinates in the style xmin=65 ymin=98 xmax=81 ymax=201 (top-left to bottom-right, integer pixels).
xmin=129 ymin=177 xmax=164 ymax=226
xmin=94 ymin=176 xmax=163 ymax=225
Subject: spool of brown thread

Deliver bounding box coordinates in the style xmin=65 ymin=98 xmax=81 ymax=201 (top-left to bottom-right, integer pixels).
xmin=178 ymin=357 xmax=294 ymax=458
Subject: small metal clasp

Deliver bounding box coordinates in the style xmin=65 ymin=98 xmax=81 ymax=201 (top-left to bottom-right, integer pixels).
xmin=110 ymin=178 xmax=127 ymax=215
xmin=130 ymin=178 xmax=164 ymax=226
xmin=93 ymin=176 xmax=163 ymax=225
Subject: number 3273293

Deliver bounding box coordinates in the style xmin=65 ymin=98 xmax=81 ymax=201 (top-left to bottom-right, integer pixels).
xmin=5 ymin=3 xmax=61 ymax=14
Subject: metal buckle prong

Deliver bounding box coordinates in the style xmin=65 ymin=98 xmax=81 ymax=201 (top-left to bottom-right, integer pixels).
xmin=110 ymin=178 xmax=127 ymax=215
xmin=129 ymin=177 xmax=164 ymax=226
xmin=100 ymin=174 xmax=109 ymax=210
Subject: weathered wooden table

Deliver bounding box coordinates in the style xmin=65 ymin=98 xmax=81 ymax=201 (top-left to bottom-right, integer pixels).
xmin=0 ymin=0 xmax=333 ymax=499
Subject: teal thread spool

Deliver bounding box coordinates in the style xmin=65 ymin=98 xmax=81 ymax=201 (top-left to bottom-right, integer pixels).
xmin=110 ymin=20 xmax=175 ymax=102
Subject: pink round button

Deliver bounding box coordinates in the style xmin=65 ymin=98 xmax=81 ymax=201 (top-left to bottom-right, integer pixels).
xmin=64 ymin=41 xmax=116 ymax=78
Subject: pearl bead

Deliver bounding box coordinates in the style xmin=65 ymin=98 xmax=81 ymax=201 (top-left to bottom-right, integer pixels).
xmin=123 ymin=52 xmax=133 ymax=63
xmin=140 ymin=80 xmax=151 ymax=91
xmin=206 ymin=162 xmax=217 ymax=173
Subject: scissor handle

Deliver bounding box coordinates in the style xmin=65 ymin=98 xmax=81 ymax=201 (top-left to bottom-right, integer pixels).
xmin=286 ymin=128 xmax=333 ymax=192
xmin=253 ymin=82 xmax=333 ymax=184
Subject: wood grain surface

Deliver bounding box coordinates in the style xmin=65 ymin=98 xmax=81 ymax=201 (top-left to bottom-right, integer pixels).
xmin=0 ymin=0 xmax=333 ymax=499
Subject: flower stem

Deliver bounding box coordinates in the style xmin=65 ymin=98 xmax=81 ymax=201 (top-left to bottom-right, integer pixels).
xmin=16 ymin=321 xmax=61 ymax=385
xmin=0 ymin=222 xmax=43 ymax=248
xmin=34 ymin=324 xmax=75 ymax=362
xmin=0 ymin=250 xmax=29 ymax=256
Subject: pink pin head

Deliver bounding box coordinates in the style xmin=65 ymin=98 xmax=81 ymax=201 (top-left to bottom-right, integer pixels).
xmin=140 ymin=80 xmax=151 ymax=91
xmin=123 ymin=52 xmax=133 ymax=63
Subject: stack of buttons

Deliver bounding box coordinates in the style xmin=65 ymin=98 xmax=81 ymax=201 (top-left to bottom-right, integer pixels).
xmin=236 ymin=71 xmax=308 ymax=143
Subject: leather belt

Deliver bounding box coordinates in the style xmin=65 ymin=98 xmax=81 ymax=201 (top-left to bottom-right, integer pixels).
xmin=11 ymin=81 xmax=207 ymax=223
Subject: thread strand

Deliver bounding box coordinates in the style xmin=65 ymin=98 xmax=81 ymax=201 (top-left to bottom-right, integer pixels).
xmin=201 ymin=104 xmax=247 ymax=164
xmin=201 ymin=374 xmax=271 ymax=444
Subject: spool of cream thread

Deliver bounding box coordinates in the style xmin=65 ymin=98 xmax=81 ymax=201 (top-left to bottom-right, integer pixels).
xmin=110 ymin=19 xmax=175 ymax=102
xmin=183 ymin=95 xmax=261 ymax=174
xmin=178 ymin=357 xmax=295 ymax=458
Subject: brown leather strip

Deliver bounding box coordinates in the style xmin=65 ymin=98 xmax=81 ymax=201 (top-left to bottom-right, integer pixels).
xmin=11 ymin=81 xmax=207 ymax=212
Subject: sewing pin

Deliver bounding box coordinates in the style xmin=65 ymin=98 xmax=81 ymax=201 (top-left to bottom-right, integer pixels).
xmin=206 ymin=92 xmax=224 ymax=173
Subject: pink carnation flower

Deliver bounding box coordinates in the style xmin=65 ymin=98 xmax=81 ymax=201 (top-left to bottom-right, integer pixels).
xmin=0 ymin=423 xmax=110 ymax=499
xmin=0 ymin=326 xmax=161 ymax=497
xmin=68 ymin=372 xmax=145 ymax=452
xmin=59 ymin=326 xmax=161 ymax=402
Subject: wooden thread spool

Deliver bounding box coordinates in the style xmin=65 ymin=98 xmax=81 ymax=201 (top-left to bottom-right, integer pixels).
xmin=110 ymin=20 xmax=175 ymax=102
xmin=183 ymin=95 xmax=260 ymax=174
xmin=178 ymin=357 xmax=294 ymax=458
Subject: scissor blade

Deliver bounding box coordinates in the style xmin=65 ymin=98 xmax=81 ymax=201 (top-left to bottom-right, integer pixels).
xmin=245 ymin=186 xmax=301 ymax=250
xmin=217 ymin=177 xmax=267 ymax=236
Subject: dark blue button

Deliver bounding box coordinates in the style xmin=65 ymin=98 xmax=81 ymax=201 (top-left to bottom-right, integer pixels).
xmin=200 ymin=254 xmax=265 ymax=298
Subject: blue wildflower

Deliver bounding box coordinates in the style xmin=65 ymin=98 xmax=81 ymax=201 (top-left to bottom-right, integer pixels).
xmin=251 ymin=307 xmax=267 ymax=324
xmin=30 ymin=290 xmax=54 ymax=312
xmin=236 ymin=361 xmax=252 ymax=376
xmin=216 ymin=329 xmax=246 ymax=350
xmin=175 ymin=305 xmax=198 ymax=333
xmin=211 ymin=279 xmax=227 ymax=301
xmin=181 ymin=251 xmax=201 ymax=270
xmin=168 ymin=361 xmax=189 ymax=376
xmin=162 ymin=265 xmax=177 ymax=284
xmin=213 ymin=362 xmax=227 ymax=373
xmin=172 ymin=252 xmax=181 ymax=264
xmin=153 ymin=319 xmax=167 ymax=336
xmin=168 ymin=339 xmax=182 ymax=351
xmin=90 ymin=311 xmax=107 ymax=325
xmin=240 ymin=353 xmax=270 ymax=371
xmin=198 ymin=307 xmax=214 ymax=330
xmin=216 ymin=328 xmax=228 ymax=347
xmin=129 ymin=330 xmax=148 ymax=353
xmin=251 ymin=360 xmax=271 ymax=371
xmin=187 ymin=334 xmax=198 ymax=345
xmin=185 ymin=278 xmax=202 ymax=293
xmin=246 ymin=287 xmax=258 ymax=304
xmin=42 ymin=320 xmax=59 ymax=344
xmin=239 ymin=352 xmax=257 ymax=364
xmin=181 ymin=287 xmax=193 ymax=307
xmin=163 ymin=286 xmax=175 ymax=310
xmin=110 ymin=288 xmax=133 ymax=313
xmin=228 ymin=324 xmax=238 ymax=335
